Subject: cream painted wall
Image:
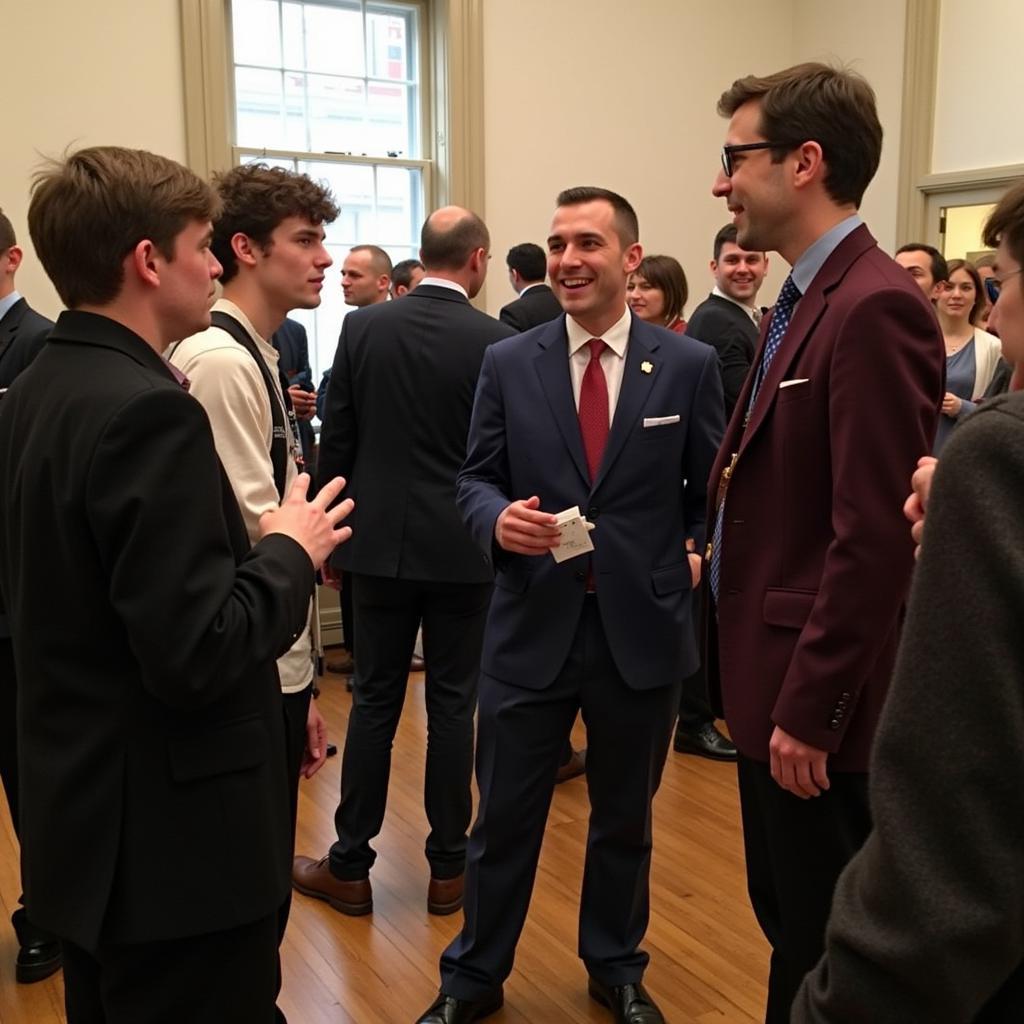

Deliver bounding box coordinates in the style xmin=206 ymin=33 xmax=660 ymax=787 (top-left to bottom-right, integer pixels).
xmin=933 ymin=0 xmax=1024 ymax=174
xmin=793 ymin=0 xmax=906 ymax=255
xmin=481 ymin=0 xmax=908 ymax=317
xmin=3 ymin=0 xmax=188 ymax=319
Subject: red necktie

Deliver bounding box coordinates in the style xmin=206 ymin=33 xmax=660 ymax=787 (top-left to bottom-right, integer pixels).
xmin=579 ymin=338 xmax=609 ymax=481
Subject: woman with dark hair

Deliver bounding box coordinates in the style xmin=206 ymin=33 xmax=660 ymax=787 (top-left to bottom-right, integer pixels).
xmin=933 ymin=257 xmax=1002 ymax=453
xmin=627 ymin=254 xmax=688 ymax=332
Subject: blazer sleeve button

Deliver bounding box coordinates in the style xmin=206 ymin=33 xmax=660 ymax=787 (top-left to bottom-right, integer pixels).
xmin=829 ymin=717 xmax=841 ymax=730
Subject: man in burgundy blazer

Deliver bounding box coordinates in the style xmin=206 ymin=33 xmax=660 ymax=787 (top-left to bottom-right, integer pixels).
xmin=706 ymin=64 xmax=944 ymax=1023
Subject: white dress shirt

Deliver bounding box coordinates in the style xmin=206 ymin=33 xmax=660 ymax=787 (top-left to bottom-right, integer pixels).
xmin=566 ymin=306 xmax=632 ymax=424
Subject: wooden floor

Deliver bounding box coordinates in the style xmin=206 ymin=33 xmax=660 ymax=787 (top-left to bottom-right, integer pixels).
xmin=0 ymin=665 xmax=768 ymax=1023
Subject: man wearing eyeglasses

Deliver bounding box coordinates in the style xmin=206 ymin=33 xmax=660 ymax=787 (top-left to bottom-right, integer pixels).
xmin=705 ymin=63 xmax=944 ymax=1023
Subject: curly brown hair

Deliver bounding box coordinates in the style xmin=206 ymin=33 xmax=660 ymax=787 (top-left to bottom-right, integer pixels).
xmin=212 ymin=164 xmax=339 ymax=283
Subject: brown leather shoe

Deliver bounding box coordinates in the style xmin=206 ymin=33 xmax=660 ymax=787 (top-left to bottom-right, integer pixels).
xmin=555 ymin=747 xmax=587 ymax=784
xmin=292 ymin=855 xmax=372 ymax=915
xmin=326 ymin=651 xmax=355 ymax=675
xmin=427 ymin=873 xmax=464 ymax=915
xmin=410 ymin=654 xmax=426 ymax=672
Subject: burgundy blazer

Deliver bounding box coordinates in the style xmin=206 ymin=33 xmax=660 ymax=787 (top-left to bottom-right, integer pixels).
xmin=705 ymin=225 xmax=944 ymax=772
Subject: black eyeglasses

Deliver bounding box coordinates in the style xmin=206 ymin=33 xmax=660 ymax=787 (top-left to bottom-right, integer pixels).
xmin=985 ymin=268 xmax=1022 ymax=305
xmin=721 ymin=142 xmax=784 ymax=178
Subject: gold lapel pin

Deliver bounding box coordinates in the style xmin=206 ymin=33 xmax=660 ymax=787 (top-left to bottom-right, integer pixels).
xmin=640 ymin=361 xmax=653 ymax=374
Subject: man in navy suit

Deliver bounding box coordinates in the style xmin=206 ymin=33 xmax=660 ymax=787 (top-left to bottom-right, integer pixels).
xmin=415 ymin=187 xmax=724 ymax=1024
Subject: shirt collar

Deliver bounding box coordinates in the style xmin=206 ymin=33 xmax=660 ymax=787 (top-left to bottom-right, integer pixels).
xmin=565 ymin=305 xmax=631 ymax=359
xmin=790 ymin=214 xmax=862 ymax=295
xmin=418 ymin=276 xmax=468 ymax=299
xmin=519 ymin=282 xmax=545 ymax=296
xmin=711 ymin=285 xmax=759 ymax=321
xmin=0 ymin=290 xmax=22 ymax=323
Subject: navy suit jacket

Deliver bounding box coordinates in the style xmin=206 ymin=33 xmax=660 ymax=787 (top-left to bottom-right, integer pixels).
xmin=0 ymin=297 xmax=53 ymax=390
xmin=456 ymin=313 xmax=724 ymax=692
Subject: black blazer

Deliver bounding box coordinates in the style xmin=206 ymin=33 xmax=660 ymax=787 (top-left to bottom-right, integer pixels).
xmin=684 ymin=293 xmax=758 ymax=419
xmin=318 ymin=283 xmax=516 ymax=583
xmin=0 ymin=311 xmax=314 ymax=952
xmin=499 ymin=283 xmax=563 ymax=332
xmin=0 ymin=297 xmax=53 ymax=389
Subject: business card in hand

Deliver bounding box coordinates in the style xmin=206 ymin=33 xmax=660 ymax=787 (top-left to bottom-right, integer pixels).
xmin=551 ymin=506 xmax=596 ymax=563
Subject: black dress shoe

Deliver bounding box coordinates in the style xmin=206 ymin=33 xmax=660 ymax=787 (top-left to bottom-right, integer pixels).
xmin=674 ymin=720 xmax=737 ymax=761
xmin=11 ymin=908 xmax=62 ymax=984
xmin=587 ymin=977 xmax=664 ymax=1023
xmin=414 ymin=989 xmax=503 ymax=1023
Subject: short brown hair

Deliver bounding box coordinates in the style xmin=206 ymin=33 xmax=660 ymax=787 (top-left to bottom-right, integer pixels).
xmin=946 ymin=258 xmax=987 ymax=326
xmin=983 ymin=184 xmax=1024 ymax=287
xmin=212 ymin=164 xmax=339 ymax=284
xmin=28 ymin=147 xmax=219 ymax=309
xmin=350 ymin=244 xmax=393 ymax=277
xmin=0 ymin=208 xmax=16 ymax=252
xmin=632 ymin=255 xmax=688 ymax=324
xmin=556 ymin=186 xmax=639 ymax=247
xmin=718 ymin=62 xmax=882 ymax=208
xmin=420 ymin=210 xmax=489 ymax=271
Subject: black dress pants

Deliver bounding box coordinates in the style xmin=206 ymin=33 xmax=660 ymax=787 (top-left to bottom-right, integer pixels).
xmin=440 ymin=598 xmax=680 ymax=1000
xmin=677 ymin=609 xmax=714 ymax=731
xmin=0 ymin=636 xmax=19 ymax=833
xmin=736 ymin=755 xmax=871 ymax=1023
xmin=329 ymin=574 xmax=491 ymax=881
xmin=63 ymin=913 xmax=280 ymax=1024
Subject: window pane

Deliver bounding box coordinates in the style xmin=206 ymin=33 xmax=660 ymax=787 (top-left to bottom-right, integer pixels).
xmin=376 ymin=166 xmax=421 ymax=246
xmin=302 ymin=161 xmax=376 ymax=242
xmin=281 ymin=2 xmax=305 ymax=70
xmin=306 ymin=75 xmax=366 ymax=153
xmin=235 ymin=66 xmax=286 ymax=149
xmin=282 ymin=71 xmax=312 ymax=150
xmin=304 ymin=4 xmax=364 ymax=77
xmin=366 ymin=10 xmax=412 ymax=82
xmin=232 ymin=0 xmax=282 ymax=68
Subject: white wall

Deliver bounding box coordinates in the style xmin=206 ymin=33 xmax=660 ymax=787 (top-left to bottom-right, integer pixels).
xmin=3 ymin=0 xmax=188 ymax=318
xmin=933 ymin=0 xmax=1024 ymax=174
xmin=481 ymin=0 xmax=909 ymax=315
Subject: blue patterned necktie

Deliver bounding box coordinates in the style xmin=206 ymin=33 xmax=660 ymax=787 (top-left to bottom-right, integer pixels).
xmin=709 ymin=274 xmax=801 ymax=602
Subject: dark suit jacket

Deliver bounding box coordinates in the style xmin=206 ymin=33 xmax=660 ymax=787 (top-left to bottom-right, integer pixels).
xmin=0 ymin=297 xmax=53 ymax=389
xmin=0 ymin=311 xmax=313 ymax=951
xmin=498 ymin=283 xmax=563 ymax=332
xmin=685 ymin=293 xmax=757 ymax=420
xmin=457 ymin=314 xmax=724 ymax=690
xmin=271 ymin=316 xmax=316 ymax=461
xmin=318 ymin=283 xmax=516 ymax=582
xmin=706 ymin=225 xmax=944 ymax=772
xmin=793 ymin=394 xmax=1024 ymax=1023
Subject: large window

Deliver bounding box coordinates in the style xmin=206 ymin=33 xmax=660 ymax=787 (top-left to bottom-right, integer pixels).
xmin=229 ymin=0 xmax=429 ymax=379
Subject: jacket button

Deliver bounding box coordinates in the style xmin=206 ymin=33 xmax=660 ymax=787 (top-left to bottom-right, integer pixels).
xmin=588 ymin=507 xmax=599 ymax=520
xmin=841 ymin=691 xmax=852 ymax=700
xmin=829 ymin=717 xmax=840 ymax=730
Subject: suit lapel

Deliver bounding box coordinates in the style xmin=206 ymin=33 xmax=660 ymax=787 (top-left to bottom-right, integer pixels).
xmin=0 ymin=299 xmax=25 ymax=367
xmin=534 ymin=323 xmax=590 ymax=487
xmin=740 ymin=226 xmax=876 ymax=451
xmin=592 ymin=321 xmax=658 ymax=493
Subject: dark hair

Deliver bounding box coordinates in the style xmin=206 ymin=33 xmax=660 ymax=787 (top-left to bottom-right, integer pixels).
xmin=556 ymin=186 xmax=639 ymax=246
xmin=983 ymin=184 xmax=1024 ymax=289
xmin=421 ymin=210 xmax=489 ymax=271
xmin=896 ymin=243 xmax=948 ymax=286
xmin=0 ymin=208 xmax=15 ymax=252
xmin=974 ymin=251 xmax=997 ymax=270
xmin=718 ymin=62 xmax=882 ymax=208
xmin=350 ymin=244 xmax=392 ymax=277
xmin=632 ymin=254 xmax=688 ymax=324
xmin=713 ymin=224 xmax=739 ymax=262
xmin=506 ymin=242 xmax=546 ymax=282
xmin=391 ymin=258 xmax=423 ymax=290
xmin=211 ymin=163 xmax=338 ymax=284
xmin=28 ymin=146 xmax=219 ymax=308
xmin=946 ymin=258 xmax=986 ymax=326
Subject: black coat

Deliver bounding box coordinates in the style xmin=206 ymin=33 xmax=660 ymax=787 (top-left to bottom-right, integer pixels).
xmin=684 ymin=293 xmax=758 ymax=420
xmin=0 ymin=311 xmax=313 ymax=951
xmin=0 ymin=297 xmax=53 ymax=389
xmin=318 ymin=284 xmax=516 ymax=582
xmin=498 ymin=283 xmax=563 ymax=332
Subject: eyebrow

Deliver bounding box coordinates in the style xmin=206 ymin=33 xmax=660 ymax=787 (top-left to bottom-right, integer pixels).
xmin=547 ymin=231 xmax=605 ymax=245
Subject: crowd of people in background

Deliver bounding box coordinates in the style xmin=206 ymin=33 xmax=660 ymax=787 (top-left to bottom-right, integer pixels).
xmin=1 ymin=57 xmax=1023 ymax=1024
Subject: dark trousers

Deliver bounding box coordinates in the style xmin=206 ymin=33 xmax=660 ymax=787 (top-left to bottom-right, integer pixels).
xmin=63 ymin=913 xmax=280 ymax=1024
xmin=0 ymin=636 xmax=19 ymax=834
xmin=678 ymin=609 xmax=713 ymax=731
xmin=736 ymin=755 xmax=871 ymax=1024
xmin=440 ymin=598 xmax=680 ymax=1000
xmin=339 ymin=569 xmax=355 ymax=654
xmin=277 ymin=684 xmax=312 ymax=942
xmin=330 ymin=574 xmax=492 ymax=881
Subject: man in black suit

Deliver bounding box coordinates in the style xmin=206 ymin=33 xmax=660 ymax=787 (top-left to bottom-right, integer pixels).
xmin=293 ymin=206 xmax=516 ymax=918
xmin=0 ymin=207 xmax=61 ymax=985
xmin=499 ymin=242 xmax=563 ymax=330
xmin=0 ymin=146 xmax=352 ymax=1024
xmin=685 ymin=222 xmax=767 ymax=420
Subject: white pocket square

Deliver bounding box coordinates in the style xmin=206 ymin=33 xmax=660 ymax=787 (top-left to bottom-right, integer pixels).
xmin=643 ymin=415 xmax=681 ymax=428
xmin=778 ymin=378 xmax=810 ymax=389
